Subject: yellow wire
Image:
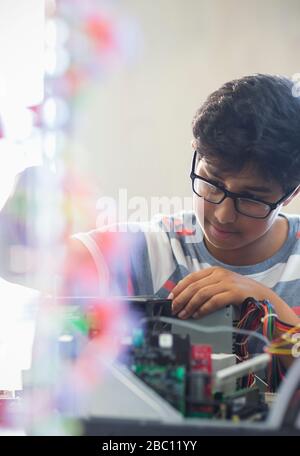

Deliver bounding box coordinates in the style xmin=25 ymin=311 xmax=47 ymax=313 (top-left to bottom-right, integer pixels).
xmin=265 ymin=348 xmax=293 ymax=355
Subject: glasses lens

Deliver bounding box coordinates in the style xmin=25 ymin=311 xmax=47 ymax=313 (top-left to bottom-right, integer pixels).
xmin=193 ymin=178 xmax=224 ymax=202
xmin=237 ymin=198 xmax=270 ymax=218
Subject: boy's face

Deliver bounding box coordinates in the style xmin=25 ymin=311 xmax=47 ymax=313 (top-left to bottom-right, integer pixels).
xmin=194 ymin=158 xmax=288 ymax=256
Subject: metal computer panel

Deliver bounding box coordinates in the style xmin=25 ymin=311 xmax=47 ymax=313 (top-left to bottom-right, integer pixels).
xmin=171 ymin=306 xmax=238 ymax=353
xmin=86 ymin=362 xmax=184 ymax=423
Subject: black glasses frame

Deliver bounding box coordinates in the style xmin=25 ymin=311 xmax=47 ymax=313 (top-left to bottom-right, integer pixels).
xmin=190 ymin=151 xmax=296 ymax=219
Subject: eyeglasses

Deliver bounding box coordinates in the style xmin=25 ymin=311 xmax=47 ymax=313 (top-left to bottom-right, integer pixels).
xmin=190 ymin=152 xmax=296 ymax=219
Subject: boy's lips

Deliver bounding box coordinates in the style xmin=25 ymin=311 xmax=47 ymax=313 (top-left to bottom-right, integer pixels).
xmin=211 ymin=223 xmax=237 ymax=234
xmin=208 ymin=222 xmax=239 ymax=240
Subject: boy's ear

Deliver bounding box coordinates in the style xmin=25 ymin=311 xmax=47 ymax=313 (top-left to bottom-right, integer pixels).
xmin=282 ymin=185 xmax=300 ymax=206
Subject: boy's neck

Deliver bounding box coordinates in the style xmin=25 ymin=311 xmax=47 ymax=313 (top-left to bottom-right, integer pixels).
xmin=204 ymin=216 xmax=289 ymax=266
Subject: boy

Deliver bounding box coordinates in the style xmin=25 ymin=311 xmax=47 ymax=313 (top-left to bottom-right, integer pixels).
xmin=66 ymin=74 xmax=300 ymax=328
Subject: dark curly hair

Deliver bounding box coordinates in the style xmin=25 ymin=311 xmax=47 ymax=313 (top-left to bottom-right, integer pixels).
xmin=192 ymin=74 xmax=300 ymax=192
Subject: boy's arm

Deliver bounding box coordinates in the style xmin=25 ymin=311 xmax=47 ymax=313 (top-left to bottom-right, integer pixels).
xmin=261 ymin=289 xmax=300 ymax=326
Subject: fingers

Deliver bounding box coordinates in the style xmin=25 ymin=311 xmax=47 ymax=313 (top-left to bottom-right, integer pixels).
xmin=171 ymin=272 xmax=222 ymax=315
xmin=174 ymin=283 xmax=227 ymax=319
xmin=192 ymin=291 xmax=232 ymax=319
xmin=169 ymin=267 xmax=239 ymax=319
xmin=171 ymin=268 xmax=217 ymax=299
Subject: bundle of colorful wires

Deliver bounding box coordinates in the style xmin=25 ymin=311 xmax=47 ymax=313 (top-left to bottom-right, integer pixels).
xmin=236 ymin=297 xmax=300 ymax=392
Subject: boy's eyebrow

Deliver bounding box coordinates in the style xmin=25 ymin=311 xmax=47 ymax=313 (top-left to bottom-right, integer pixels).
xmin=204 ymin=166 xmax=271 ymax=194
xmin=240 ymin=185 xmax=271 ymax=194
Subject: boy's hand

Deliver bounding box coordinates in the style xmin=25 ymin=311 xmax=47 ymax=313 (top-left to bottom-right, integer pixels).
xmin=170 ymin=267 xmax=269 ymax=319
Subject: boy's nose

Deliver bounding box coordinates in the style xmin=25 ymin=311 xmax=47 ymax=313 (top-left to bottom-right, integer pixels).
xmin=213 ymin=197 xmax=238 ymax=225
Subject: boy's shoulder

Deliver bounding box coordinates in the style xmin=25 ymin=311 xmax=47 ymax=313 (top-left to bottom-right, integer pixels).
xmin=78 ymin=211 xmax=200 ymax=240
xmin=281 ymin=212 xmax=300 ymax=243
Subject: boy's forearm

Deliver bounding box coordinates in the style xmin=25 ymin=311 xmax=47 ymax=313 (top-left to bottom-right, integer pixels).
xmin=264 ymin=289 xmax=300 ymax=326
